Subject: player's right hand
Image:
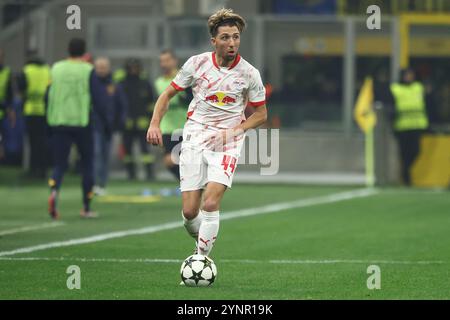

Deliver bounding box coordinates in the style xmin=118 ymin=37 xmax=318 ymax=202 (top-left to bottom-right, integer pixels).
xmin=146 ymin=125 xmax=162 ymax=146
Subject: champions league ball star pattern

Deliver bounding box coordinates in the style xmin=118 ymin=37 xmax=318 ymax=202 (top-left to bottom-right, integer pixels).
xmin=180 ymin=254 xmax=217 ymax=287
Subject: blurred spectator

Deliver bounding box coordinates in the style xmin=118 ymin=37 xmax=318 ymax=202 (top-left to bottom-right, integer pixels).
xmin=390 ymin=68 xmax=429 ymax=185
xmin=91 ymin=57 xmax=126 ymax=196
xmin=113 ymin=66 xmax=148 ymax=84
xmin=0 ymin=48 xmax=15 ymax=162
xmin=373 ymin=67 xmax=394 ymax=113
xmin=17 ymin=55 xmax=51 ymax=179
xmin=46 ymin=38 xmax=108 ymax=219
xmin=113 ymin=68 xmax=126 ymax=84
xmin=154 ymin=49 xmax=189 ymax=182
xmin=121 ymin=58 xmax=155 ymax=180
xmin=1 ymin=96 xmax=24 ymax=166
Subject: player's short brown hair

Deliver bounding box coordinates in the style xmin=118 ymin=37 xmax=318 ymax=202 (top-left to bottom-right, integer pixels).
xmin=208 ymin=8 xmax=246 ymax=37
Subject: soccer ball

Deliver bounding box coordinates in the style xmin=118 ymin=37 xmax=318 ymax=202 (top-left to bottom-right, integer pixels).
xmin=180 ymin=254 xmax=217 ymax=287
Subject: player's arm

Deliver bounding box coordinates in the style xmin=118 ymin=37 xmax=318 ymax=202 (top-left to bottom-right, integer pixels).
xmin=235 ymin=68 xmax=268 ymax=133
xmin=221 ymin=105 xmax=267 ymax=146
xmin=146 ymin=84 xmax=179 ymax=146
xmin=234 ymin=104 xmax=267 ymax=133
xmin=206 ymin=105 xmax=267 ymax=150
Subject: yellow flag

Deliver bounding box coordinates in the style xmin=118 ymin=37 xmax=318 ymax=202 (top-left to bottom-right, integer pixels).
xmin=354 ymin=77 xmax=376 ymax=133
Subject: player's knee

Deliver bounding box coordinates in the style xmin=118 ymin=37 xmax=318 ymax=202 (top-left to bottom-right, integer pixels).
xmin=202 ymin=198 xmax=220 ymax=212
xmin=182 ymin=207 xmax=199 ymax=220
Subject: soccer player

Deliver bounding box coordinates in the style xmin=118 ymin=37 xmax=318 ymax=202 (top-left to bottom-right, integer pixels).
xmin=147 ymin=8 xmax=267 ymax=258
xmin=154 ymin=49 xmax=190 ymax=182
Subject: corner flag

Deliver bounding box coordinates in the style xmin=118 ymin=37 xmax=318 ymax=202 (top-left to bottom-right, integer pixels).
xmin=354 ymin=77 xmax=376 ymax=187
xmin=354 ymin=77 xmax=376 ymax=133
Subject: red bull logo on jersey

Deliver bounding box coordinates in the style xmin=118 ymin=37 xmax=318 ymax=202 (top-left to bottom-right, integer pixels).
xmin=222 ymin=96 xmax=236 ymax=104
xmin=205 ymin=92 xmax=237 ymax=106
xmin=205 ymin=94 xmax=219 ymax=103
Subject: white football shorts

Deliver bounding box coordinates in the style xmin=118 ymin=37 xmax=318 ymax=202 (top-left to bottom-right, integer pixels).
xmin=179 ymin=120 xmax=243 ymax=191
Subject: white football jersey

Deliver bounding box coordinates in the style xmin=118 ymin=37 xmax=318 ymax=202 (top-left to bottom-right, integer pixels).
xmin=171 ymin=52 xmax=266 ymax=129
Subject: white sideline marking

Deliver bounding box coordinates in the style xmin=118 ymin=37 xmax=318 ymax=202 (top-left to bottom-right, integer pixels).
xmin=0 ymin=222 xmax=65 ymax=236
xmin=0 ymin=256 xmax=444 ymax=265
xmin=0 ymin=188 xmax=378 ymax=257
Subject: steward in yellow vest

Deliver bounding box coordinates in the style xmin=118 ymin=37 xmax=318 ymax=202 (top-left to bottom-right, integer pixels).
xmin=18 ymin=57 xmax=51 ymax=178
xmin=0 ymin=48 xmax=14 ymax=161
xmin=390 ymin=68 xmax=429 ymax=185
xmin=0 ymin=66 xmax=12 ymax=120
xmin=391 ymin=83 xmax=428 ymax=132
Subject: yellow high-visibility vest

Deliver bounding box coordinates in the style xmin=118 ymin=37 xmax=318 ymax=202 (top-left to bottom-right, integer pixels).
xmin=23 ymin=64 xmax=51 ymax=116
xmin=390 ymin=82 xmax=428 ymax=131
xmin=0 ymin=66 xmax=11 ymax=119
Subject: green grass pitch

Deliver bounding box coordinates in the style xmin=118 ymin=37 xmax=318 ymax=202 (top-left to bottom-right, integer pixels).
xmin=0 ymin=168 xmax=449 ymax=299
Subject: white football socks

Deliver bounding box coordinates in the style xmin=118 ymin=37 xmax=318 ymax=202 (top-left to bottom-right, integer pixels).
xmin=197 ymin=210 xmax=220 ymax=256
xmin=182 ymin=210 xmax=204 ymax=240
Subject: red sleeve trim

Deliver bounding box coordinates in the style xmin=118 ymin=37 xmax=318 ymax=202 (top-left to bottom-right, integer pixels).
xmin=171 ymin=81 xmax=185 ymax=91
xmin=248 ymin=100 xmax=266 ymax=107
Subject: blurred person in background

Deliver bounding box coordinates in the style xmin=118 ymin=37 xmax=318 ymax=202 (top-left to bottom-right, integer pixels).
xmin=154 ymin=49 xmax=190 ymax=184
xmin=46 ymin=38 xmax=108 ymax=219
xmin=91 ymin=57 xmax=127 ymax=196
xmin=0 ymin=48 xmax=15 ymax=161
xmin=18 ymin=54 xmax=51 ymax=179
xmin=121 ymin=58 xmax=155 ymax=180
xmin=390 ymin=68 xmax=429 ymax=186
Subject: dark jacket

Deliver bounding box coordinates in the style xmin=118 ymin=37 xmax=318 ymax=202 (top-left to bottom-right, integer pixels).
xmin=91 ymin=73 xmax=127 ymax=134
xmin=121 ymin=74 xmax=154 ymax=120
